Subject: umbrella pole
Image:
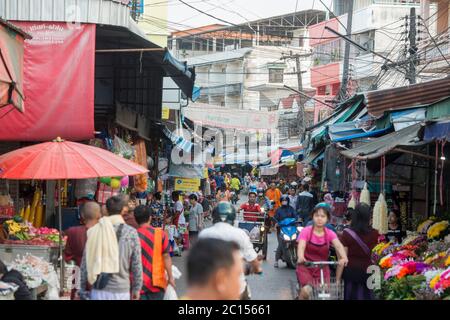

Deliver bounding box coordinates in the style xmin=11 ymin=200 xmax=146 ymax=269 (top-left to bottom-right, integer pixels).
xmin=58 ymin=179 xmax=65 ymax=297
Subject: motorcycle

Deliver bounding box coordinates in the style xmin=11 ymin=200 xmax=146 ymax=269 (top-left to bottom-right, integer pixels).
xmin=278 ymin=217 xmax=303 ymax=269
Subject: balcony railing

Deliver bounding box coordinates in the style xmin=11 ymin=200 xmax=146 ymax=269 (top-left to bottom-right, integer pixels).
xmin=201 ymin=83 xmax=243 ymax=97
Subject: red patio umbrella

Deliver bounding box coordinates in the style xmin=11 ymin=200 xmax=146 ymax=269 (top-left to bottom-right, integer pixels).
xmin=0 ymin=138 xmax=148 ymax=179
xmin=0 ymin=138 xmax=149 ymax=294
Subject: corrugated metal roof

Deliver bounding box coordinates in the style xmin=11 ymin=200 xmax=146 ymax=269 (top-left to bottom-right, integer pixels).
xmin=366 ymin=76 xmax=450 ymax=117
xmin=186 ymin=48 xmax=253 ymax=66
xmin=0 ymin=0 xmax=131 ymax=28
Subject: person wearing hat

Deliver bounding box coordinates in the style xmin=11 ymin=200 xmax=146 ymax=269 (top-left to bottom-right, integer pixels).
xmin=199 ymin=202 xmax=262 ymax=300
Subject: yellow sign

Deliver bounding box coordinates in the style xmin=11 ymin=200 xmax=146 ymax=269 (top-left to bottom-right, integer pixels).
xmin=162 ymin=107 xmax=170 ymax=120
xmin=174 ymin=177 xmax=201 ymax=192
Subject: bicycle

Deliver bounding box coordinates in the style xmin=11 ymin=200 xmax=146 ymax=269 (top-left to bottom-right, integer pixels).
xmin=301 ymin=261 xmax=344 ymax=300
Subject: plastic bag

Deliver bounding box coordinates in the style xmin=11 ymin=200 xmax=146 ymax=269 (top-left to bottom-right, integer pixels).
xmin=113 ymin=135 xmax=134 ymax=159
xmin=74 ymin=179 xmax=98 ymax=200
xmin=163 ymin=284 xmax=178 ymax=300
xmin=249 ymin=226 xmax=260 ymax=241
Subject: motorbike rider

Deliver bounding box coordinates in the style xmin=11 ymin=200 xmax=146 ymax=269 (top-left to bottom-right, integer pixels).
xmin=273 ymin=195 xmax=297 ymax=268
xmin=199 ymin=202 xmax=263 ymax=300
xmin=240 ymin=191 xmax=262 ymax=221
xmin=256 ymin=188 xmax=272 ymax=210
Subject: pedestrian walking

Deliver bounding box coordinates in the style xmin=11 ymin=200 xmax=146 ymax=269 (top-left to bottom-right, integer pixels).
xmin=188 ymin=193 xmax=203 ymax=245
xmin=79 ymin=196 xmax=143 ymax=300
xmin=296 ymin=184 xmax=315 ymax=225
xmin=337 ymin=203 xmax=379 ymax=300
xmin=64 ymin=201 xmax=101 ymax=299
xmin=134 ymin=205 xmax=175 ymax=300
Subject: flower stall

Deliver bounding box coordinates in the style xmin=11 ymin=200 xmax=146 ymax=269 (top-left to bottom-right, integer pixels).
xmin=373 ymin=217 xmax=450 ymax=300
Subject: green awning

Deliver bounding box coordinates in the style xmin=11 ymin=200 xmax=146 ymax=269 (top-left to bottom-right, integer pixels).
xmin=426 ymin=97 xmax=450 ymax=120
xmin=334 ymin=98 xmax=363 ymax=124
xmin=303 ymin=148 xmax=324 ymax=164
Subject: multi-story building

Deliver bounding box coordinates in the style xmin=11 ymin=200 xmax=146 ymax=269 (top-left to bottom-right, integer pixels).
xmin=309 ymin=0 xmax=425 ymax=123
xmin=168 ymin=10 xmax=326 ymax=59
xmin=166 ymin=10 xmax=327 ymax=144
xmin=418 ymin=0 xmax=450 ymax=75
xmin=133 ymin=0 xmax=170 ymax=48
xmin=187 ymin=46 xmax=314 ymax=111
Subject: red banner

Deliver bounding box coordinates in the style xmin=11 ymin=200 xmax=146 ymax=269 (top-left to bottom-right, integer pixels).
xmin=0 ymin=22 xmax=95 ymax=141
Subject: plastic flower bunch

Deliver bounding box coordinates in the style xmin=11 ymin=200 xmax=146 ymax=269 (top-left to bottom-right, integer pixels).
xmin=372 ymin=242 xmax=395 ymax=264
xmin=380 ymin=250 xmax=418 ymax=269
xmin=427 ymin=221 xmax=450 ymax=240
xmin=385 ymin=261 xmax=431 ymax=280
xmin=417 ymin=218 xmax=436 ymax=234
xmin=424 ymin=252 xmax=448 ymax=266
xmin=431 ymin=267 xmax=450 ymax=295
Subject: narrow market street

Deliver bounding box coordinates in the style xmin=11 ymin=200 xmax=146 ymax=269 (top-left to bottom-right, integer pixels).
xmin=172 ymin=195 xmax=298 ymax=300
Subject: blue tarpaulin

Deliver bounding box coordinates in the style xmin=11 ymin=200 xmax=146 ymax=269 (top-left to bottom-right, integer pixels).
xmin=424 ymin=120 xmax=450 ymax=141
xmin=163 ymin=49 xmax=196 ymax=99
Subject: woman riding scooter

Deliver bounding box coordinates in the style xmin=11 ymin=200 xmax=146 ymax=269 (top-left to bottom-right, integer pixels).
xmin=296 ymin=203 xmax=348 ymax=300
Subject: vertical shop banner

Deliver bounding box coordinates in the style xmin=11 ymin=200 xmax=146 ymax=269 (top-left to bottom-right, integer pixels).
xmin=0 ymin=22 xmax=95 ymax=141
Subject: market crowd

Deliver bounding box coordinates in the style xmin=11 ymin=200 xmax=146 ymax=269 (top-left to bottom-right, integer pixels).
xmin=0 ymin=170 xmax=415 ymax=301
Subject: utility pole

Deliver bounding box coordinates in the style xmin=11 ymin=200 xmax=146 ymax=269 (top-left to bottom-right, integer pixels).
xmin=282 ymin=51 xmax=311 ymax=136
xmin=339 ymin=0 xmax=354 ymax=101
xmin=407 ymin=7 xmax=417 ymax=84
xmin=381 ymin=9 xmax=417 ymax=85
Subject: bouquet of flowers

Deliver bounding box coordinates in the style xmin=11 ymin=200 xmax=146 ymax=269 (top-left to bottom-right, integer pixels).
xmin=372 ymin=242 xmax=396 ymax=264
xmin=430 ymin=267 xmax=450 ymax=297
xmin=380 ymin=250 xmax=418 ymax=269
xmin=384 ymin=261 xmax=431 ymax=280
xmin=417 ymin=218 xmax=436 ymax=234
xmin=427 ymin=221 xmax=450 ymax=241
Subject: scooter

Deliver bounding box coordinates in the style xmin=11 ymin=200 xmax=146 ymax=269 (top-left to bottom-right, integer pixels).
xmin=278 ymin=217 xmax=303 ymax=269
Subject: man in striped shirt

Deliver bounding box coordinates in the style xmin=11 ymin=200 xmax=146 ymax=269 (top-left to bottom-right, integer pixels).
xmin=135 ymin=205 xmax=175 ymax=300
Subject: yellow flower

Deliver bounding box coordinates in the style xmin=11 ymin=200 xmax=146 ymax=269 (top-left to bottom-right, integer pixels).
xmin=446 ymin=256 xmax=450 ymax=267
xmin=427 ymin=221 xmax=449 ymax=239
xmin=430 ymin=274 xmax=441 ymax=289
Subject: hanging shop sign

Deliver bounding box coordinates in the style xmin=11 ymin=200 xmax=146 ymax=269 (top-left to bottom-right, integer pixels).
xmin=174 ymin=177 xmax=201 ymax=192
xmin=183 ymin=103 xmax=279 ymax=130
xmin=161 ymin=107 xmax=170 ymax=120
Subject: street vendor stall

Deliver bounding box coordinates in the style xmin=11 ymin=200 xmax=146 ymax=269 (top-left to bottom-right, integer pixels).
xmin=0 ymin=137 xmax=148 ymax=296
xmin=372 ymin=216 xmax=450 ymax=300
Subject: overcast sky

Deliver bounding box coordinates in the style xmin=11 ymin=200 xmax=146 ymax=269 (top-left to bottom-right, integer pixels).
xmin=166 ymin=0 xmax=329 ymax=30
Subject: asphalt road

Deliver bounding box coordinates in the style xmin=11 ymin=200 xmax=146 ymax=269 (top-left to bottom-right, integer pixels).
xmin=172 ymin=194 xmax=298 ymax=300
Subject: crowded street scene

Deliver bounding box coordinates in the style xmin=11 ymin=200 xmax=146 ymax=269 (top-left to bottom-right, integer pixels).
xmin=1 ymin=0 xmax=450 ymax=305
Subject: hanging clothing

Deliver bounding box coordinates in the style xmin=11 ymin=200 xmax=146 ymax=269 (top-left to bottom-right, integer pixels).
xmin=323 ymin=144 xmax=347 ymax=192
